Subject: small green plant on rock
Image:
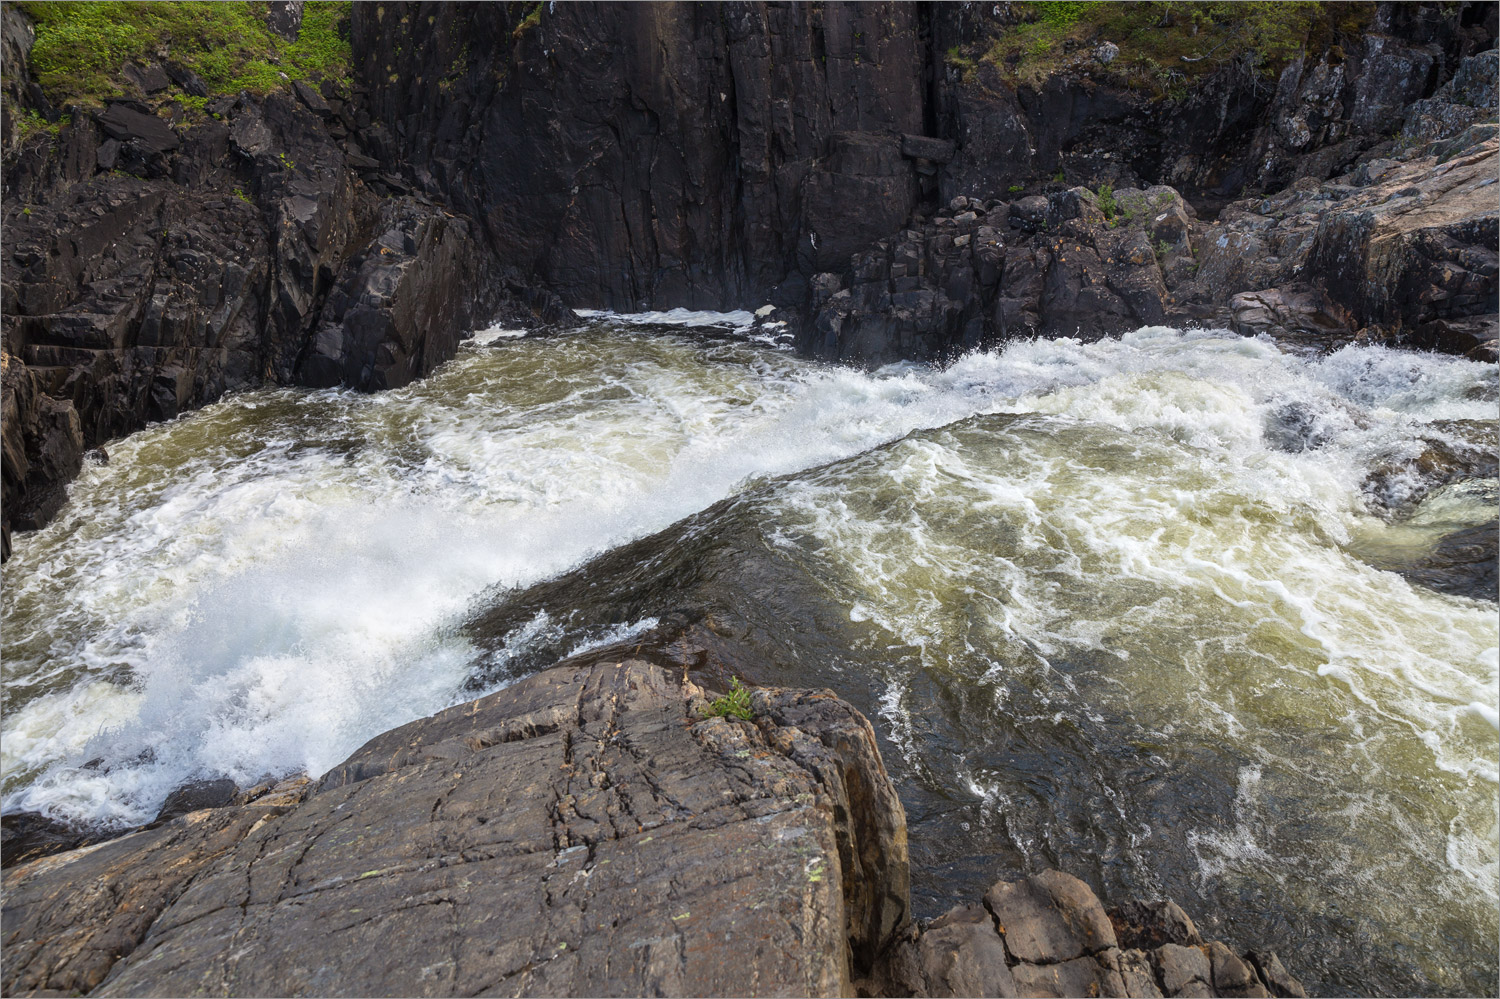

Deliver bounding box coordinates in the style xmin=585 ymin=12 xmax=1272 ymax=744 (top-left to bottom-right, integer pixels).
xmin=706 ymin=676 xmax=754 ymax=721
xmin=1096 ymin=182 xmax=1117 ymax=221
xmin=1008 ymin=184 xmax=1025 ymax=194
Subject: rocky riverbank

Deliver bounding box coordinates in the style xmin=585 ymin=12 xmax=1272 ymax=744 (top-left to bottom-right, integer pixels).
xmin=2 ymin=654 xmax=1307 ymax=998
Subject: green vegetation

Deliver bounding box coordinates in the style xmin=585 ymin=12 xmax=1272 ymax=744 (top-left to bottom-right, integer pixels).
xmin=14 ymin=108 xmax=67 ymax=142
xmin=511 ymin=2 xmax=542 ymax=41
xmin=19 ymin=1 xmax=352 ymax=109
xmin=705 ymin=677 xmax=754 ymax=721
xmin=950 ymin=2 xmax=1375 ymax=95
xmin=1095 ymin=181 xmax=1117 ymax=221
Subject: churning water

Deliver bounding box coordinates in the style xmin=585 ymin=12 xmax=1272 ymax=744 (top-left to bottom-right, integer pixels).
xmin=2 ymin=315 xmax=1496 ymax=995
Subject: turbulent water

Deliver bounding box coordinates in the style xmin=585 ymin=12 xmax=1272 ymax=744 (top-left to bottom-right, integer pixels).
xmin=3 ymin=314 xmax=1496 ymax=996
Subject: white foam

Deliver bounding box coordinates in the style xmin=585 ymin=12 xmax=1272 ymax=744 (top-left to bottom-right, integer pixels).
xmin=4 ymin=322 xmax=1495 ymax=898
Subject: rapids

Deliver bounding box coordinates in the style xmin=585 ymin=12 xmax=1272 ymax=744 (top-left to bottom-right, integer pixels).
xmin=2 ymin=314 xmax=1496 ymax=996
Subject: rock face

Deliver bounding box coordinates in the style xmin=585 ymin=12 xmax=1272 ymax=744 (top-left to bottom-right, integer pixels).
xmin=1 ymin=656 xmax=1307 ymax=998
xmin=4 ymin=3 xmax=1496 ymax=553
xmin=799 ymin=122 xmax=1497 ymax=364
xmin=2 ymin=658 xmax=910 ymax=997
xmin=350 ymin=2 xmax=1493 ymax=314
xmin=0 ymin=7 xmax=572 ymax=555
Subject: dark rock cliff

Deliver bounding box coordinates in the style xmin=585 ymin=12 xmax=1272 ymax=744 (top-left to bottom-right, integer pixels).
xmin=0 ymin=4 xmax=569 ymax=556
xmin=352 ymin=1 xmax=1494 ymax=313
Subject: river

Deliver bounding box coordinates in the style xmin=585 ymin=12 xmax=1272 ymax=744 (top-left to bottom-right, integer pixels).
xmin=3 ymin=313 xmax=1496 ymax=996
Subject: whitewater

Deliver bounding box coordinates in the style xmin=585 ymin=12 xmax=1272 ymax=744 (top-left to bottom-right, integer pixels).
xmin=2 ymin=313 xmax=1495 ymax=996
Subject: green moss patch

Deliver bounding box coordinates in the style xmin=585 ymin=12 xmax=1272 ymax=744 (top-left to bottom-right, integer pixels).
xmin=20 ymin=1 xmax=352 ymax=108
xmin=954 ymin=1 xmax=1375 ymax=95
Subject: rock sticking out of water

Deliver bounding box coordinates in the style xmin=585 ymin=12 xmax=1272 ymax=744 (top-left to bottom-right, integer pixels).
xmin=2 ymin=656 xmax=1310 ymax=998
xmin=882 ymin=870 xmax=1307 ymax=998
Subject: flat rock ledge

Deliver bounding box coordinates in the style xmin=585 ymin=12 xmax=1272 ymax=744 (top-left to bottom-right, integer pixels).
xmin=2 ymin=658 xmax=1305 ymax=998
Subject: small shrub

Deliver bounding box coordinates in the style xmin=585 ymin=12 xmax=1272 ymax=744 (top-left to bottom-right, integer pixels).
xmin=1008 ymin=184 xmax=1025 ymax=194
xmin=1096 ymin=182 xmax=1117 ymax=221
xmin=14 ymin=108 xmax=63 ymax=142
xmin=706 ymin=677 xmax=754 ymax=721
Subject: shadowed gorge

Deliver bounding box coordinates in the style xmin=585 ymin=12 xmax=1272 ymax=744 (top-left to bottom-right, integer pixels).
xmin=2 ymin=3 xmax=1497 ymax=997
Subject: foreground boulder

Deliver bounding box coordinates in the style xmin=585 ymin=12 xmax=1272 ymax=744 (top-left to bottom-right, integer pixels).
xmin=2 ymin=658 xmax=908 ymax=997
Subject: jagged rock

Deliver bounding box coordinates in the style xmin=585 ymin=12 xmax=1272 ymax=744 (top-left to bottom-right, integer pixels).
xmin=121 ymin=62 xmax=170 ymax=95
xmin=1209 ymin=941 xmax=1268 ymax=997
xmin=1111 ymin=898 xmax=1205 ymax=950
xmin=1108 ymin=947 xmax=1167 ymax=998
xmin=906 ymin=904 xmax=1017 ymax=998
xmin=883 ymin=874 xmax=1303 ymax=999
xmin=265 ymin=0 xmax=305 ymax=41
xmin=163 ymin=61 xmax=208 ymax=98
xmin=293 ymin=78 xmax=331 ymax=118
xmin=902 ymin=134 xmax=957 ymax=164
xmin=1246 ymin=951 xmax=1308 ymax=999
xmin=1157 ymin=943 xmax=1214 ymax=997
xmin=95 ymin=102 xmax=179 ymax=155
xmin=1010 ymin=954 xmax=1126 ymax=999
xmin=150 ymin=777 xmax=238 ymax=825
xmin=299 ymin=200 xmax=490 ymax=390
xmin=0 ymin=811 xmax=95 ymax=870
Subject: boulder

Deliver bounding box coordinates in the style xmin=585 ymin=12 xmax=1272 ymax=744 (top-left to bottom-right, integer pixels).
xmin=3 ymin=658 xmax=911 ymax=997
xmin=95 ymin=103 xmax=179 ymax=155
xmin=984 ymin=868 xmax=1118 ymax=964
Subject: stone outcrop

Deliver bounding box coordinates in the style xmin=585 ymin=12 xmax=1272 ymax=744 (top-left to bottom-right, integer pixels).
xmin=2 ymin=658 xmax=909 ymax=997
xmin=885 ymin=871 xmax=1308 ymax=999
xmin=796 ymin=115 xmax=1497 ymax=365
xmin=4 ymin=3 xmax=1496 ymax=555
xmin=1 ymin=656 xmax=1307 ymax=999
xmin=0 ymin=7 xmax=571 ymax=556
xmin=349 ymin=2 xmax=1494 ymax=314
